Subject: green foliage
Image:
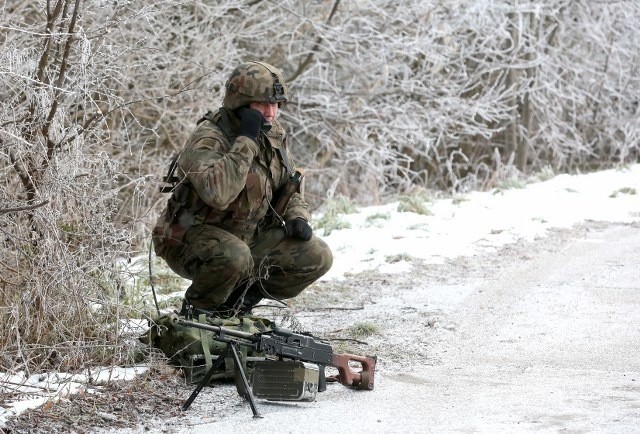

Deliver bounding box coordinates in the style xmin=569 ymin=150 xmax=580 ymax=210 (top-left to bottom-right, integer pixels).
xmin=609 ymin=187 xmax=637 ymax=198
xmin=396 ymin=190 xmax=433 ymax=215
xmin=365 ymin=212 xmax=391 ymax=227
xmin=314 ymin=216 xmax=352 ymax=236
xmin=528 ymin=165 xmax=556 ymax=183
xmin=349 ymin=321 xmax=380 ymax=339
xmin=397 ymin=196 xmax=432 ymax=215
xmin=452 ymin=195 xmax=469 ymax=205
xmin=407 ymin=223 xmax=429 ymax=230
xmin=328 ymin=195 xmax=359 ymax=214
xmin=385 ymin=253 xmax=415 ymax=263
xmin=493 ymin=178 xmax=526 ymax=194
xmin=313 ymin=195 xmax=357 ymax=236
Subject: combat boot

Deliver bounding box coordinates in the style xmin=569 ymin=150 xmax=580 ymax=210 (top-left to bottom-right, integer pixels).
xmin=222 ymin=285 xmax=264 ymax=316
xmin=236 ymin=286 xmax=264 ymax=316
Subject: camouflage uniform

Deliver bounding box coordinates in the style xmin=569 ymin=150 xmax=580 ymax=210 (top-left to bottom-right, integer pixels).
xmin=152 ymin=61 xmax=333 ymax=313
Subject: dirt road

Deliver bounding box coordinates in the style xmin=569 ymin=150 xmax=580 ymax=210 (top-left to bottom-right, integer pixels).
xmin=100 ymin=222 xmax=640 ymax=433
xmin=414 ymin=222 xmax=640 ymax=433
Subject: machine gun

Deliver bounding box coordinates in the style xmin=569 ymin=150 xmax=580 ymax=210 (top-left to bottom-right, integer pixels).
xmin=174 ymin=316 xmax=376 ymax=418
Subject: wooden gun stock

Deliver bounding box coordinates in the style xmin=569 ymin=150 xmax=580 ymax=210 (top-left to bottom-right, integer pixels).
xmin=329 ymin=353 xmax=377 ymax=390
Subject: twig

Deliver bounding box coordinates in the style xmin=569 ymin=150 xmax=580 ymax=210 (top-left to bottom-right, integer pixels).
xmin=306 ymin=306 xmax=364 ymax=311
xmin=329 ymin=338 xmax=370 ymax=345
xmin=287 ymin=0 xmax=341 ymax=83
xmin=0 ymin=200 xmax=50 ymax=214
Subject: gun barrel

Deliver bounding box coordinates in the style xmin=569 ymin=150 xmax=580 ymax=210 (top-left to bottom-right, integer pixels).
xmin=174 ymin=317 xmax=256 ymax=341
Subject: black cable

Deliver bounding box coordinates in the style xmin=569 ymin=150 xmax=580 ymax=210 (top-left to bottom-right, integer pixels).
xmin=148 ymin=237 xmax=161 ymax=316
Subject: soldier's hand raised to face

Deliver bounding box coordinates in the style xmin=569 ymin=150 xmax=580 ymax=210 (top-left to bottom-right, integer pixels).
xmin=236 ymin=107 xmax=264 ymax=142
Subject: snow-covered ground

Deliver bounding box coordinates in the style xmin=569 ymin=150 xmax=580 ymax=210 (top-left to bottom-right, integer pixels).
xmin=1 ymin=164 xmax=639 ymax=429
xmin=320 ymin=165 xmax=640 ymax=280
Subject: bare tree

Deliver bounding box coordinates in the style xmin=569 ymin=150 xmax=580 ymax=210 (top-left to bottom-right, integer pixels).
xmin=1 ymin=0 xmax=638 ymax=373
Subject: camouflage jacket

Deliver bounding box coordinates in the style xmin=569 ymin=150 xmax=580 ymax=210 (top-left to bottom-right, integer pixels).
xmin=153 ymin=107 xmax=309 ymax=245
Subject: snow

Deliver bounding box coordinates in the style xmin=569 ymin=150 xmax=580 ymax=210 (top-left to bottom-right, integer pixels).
xmin=0 ymin=367 xmax=149 ymax=427
xmin=320 ymin=165 xmax=640 ymax=279
xmin=1 ymin=164 xmax=639 ymax=428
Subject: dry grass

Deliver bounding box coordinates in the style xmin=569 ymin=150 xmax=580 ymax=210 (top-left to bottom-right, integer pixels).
xmin=3 ymin=364 xmax=186 ymax=434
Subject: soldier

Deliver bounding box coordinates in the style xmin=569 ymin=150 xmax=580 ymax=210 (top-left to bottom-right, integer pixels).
xmin=152 ymin=61 xmax=333 ymax=317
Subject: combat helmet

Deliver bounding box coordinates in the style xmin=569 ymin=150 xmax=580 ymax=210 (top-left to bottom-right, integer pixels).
xmin=223 ymin=61 xmax=289 ymax=110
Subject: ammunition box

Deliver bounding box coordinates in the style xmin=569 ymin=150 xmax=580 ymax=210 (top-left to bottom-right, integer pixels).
xmin=250 ymin=360 xmax=319 ymax=401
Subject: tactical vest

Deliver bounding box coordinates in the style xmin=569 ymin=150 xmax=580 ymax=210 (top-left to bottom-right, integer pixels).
xmin=153 ymin=109 xmax=292 ymax=247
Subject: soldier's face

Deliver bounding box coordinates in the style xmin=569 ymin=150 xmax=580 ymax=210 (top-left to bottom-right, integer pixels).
xmin=249 ymin=102 xmax=279 ymax=123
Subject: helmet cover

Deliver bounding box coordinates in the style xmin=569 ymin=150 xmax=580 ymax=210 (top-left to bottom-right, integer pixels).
xmin=223 ymin=61 xmax=289 ymax=110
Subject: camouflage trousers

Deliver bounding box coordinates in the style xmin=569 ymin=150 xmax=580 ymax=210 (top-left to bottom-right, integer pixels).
xmin=154 ymin=224 xmax=333 ymax=310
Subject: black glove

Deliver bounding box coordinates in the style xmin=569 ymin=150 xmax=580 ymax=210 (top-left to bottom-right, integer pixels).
xmin=236 ymin=107 xmax=264 ymax=141
xmin=285 ymin=218 xmax=313 ymax=241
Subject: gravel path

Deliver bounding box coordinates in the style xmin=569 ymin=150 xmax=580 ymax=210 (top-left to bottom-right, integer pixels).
xmin=6 ymin=221 xmax=639 ymax=433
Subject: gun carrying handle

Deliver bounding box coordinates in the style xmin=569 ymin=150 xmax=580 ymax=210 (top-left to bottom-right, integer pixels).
xmin=330 ymin=353 xmax=377 ymax=390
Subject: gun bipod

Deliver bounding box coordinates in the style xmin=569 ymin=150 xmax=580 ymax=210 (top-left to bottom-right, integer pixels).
xmin=181 ymin=341 xmax=263 ymax=418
